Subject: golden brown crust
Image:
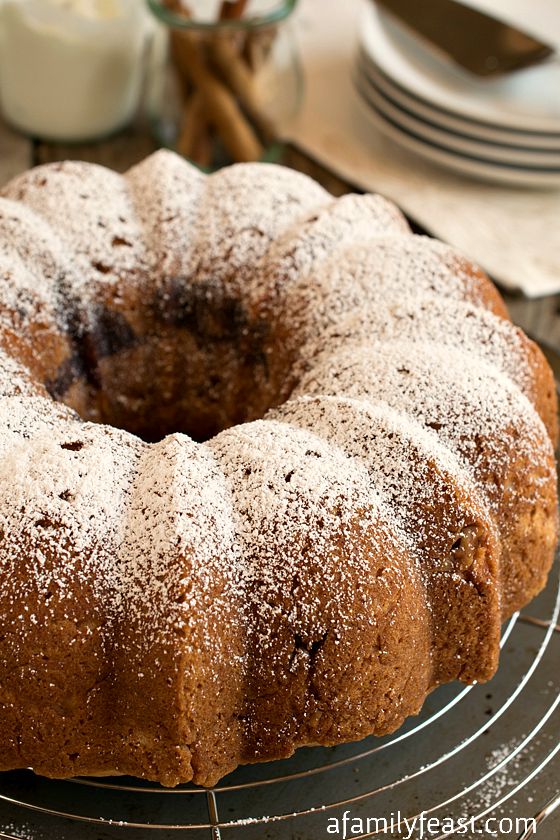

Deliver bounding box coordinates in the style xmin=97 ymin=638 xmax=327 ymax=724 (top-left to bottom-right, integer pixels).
xmin=0 ymin=153 xmax=556 ymax=788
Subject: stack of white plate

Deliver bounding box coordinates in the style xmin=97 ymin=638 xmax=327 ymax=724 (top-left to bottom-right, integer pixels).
xmin=355 ymin=0 xmax=560 ymax=188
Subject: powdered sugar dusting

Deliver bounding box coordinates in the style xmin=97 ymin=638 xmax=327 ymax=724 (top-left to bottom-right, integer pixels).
xmin=298 ymin=293 xmax=539 ymax=405
xmin=125 ymin=150 xmax=205 ymax=278
xmin=294 ymin=339 xmax=555 ymax=507
xmin=117 ymin=433 xmax=239 ymax=648
xmin=248 ymin=194 xmax=410 ymax=308
xmin=267 ymin=233 xmax=505 ymax=334
xmin=271 ymin=393 xmax=493 ymax=547
xmin=0 ymin=196 xmax=82 ymax=340
xmin=0 ymin=149 xmax=555 ymax=786
xmin=208 ymin=417 xmax=428 ymax=690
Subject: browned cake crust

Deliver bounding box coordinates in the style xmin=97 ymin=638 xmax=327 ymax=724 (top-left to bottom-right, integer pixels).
xmin=0 ymin=151 xmax=557 ymax=787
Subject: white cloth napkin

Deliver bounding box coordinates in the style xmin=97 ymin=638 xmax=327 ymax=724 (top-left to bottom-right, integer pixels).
xmin=286 ymin=0 xmax=560 ymax=297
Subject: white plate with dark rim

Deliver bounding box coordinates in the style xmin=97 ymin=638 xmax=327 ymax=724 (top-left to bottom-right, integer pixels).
xmin=358 ymin=47 xmax=560 ymax=153
xmin=354 ymin=68 xmax=560 ymax=188
xmin=356 ymin=55 xmax=560 ymax=170
xmin=361 ymin=1 xmax=560 ymax=136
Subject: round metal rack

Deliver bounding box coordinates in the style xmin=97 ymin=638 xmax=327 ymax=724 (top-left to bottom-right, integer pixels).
xmin=0 ymin=560 xmax=558 ymax=840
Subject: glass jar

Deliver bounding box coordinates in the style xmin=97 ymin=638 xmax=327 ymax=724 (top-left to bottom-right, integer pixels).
xmin=146 ymin=0 xmax=301 ymax=170
xmin=0 ymin=0 xmax=154 ymax=142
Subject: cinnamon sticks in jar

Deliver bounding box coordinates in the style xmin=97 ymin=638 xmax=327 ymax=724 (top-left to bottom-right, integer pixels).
xmin=163 ymin=0 xmax=278 ymax=167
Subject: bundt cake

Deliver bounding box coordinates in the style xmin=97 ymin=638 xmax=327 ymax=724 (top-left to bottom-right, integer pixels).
xmin=0 ymin=150 xmax=557 ymax=787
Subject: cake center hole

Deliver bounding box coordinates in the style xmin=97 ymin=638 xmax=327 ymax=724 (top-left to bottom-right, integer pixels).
xmin=53 ymin=294 xmax=283 ymax=443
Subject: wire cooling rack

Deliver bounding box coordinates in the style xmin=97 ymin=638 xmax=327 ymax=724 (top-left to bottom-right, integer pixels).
xmin=0 ymin=557 xmax=558 ymax=840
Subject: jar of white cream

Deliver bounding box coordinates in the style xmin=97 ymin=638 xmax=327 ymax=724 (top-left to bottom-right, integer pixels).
xmin=0 ymin=0 xmax=154 ymax=141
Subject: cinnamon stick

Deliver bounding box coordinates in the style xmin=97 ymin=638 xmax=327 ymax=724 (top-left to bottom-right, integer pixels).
xmin=208 ymin=34 xmax=275 ymax=142
xmin=219 ymin=0 xmax=248 ymax=20
xmin=170 ymin=30 xmax=263 ymax=163
xmin=162 ymin=0 xmax=191 ymax=16
xmin=176 ymin=90 xmax=207 ymax=159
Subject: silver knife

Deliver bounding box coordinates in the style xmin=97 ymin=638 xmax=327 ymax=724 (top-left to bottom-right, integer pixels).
xmin=373 ymin=0 xmax=555 ymax=77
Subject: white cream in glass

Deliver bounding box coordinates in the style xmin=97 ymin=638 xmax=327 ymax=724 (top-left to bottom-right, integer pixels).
xmin=0 ymin=0 xmax=153 ymax=141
